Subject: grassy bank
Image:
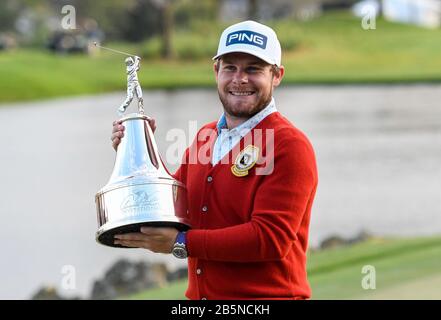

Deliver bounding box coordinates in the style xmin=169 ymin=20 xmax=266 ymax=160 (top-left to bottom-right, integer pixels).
xmin=121 ymin=236 xmax=441 ymax=300
xmin=2 ymin=12 xmax=441 ymax=103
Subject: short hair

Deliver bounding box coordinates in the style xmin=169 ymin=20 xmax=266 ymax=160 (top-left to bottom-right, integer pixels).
xmin=215 ymin=59 xmax=281 ymax=77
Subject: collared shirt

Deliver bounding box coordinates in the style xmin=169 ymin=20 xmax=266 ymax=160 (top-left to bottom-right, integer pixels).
xmin=212 ymin=97 xmax=277 ymax=165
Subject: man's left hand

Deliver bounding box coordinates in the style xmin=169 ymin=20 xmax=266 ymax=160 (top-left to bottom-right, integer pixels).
xmin=114 ymin=227 xmax=178 ymax=253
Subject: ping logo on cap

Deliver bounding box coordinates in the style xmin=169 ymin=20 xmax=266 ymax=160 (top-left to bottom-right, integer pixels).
xmin=226 ymin=30 xmax=267 ymax=49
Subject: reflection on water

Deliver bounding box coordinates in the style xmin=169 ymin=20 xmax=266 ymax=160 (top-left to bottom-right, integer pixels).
xmin=0 ymin=85 xmax=440 ymax=299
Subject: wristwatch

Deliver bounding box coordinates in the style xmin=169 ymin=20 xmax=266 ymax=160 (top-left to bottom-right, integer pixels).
xmin=172 ymin=232 xmax=188 ymax=259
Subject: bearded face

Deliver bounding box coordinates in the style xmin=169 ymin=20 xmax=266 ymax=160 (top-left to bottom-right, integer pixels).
xmin=215 ymin=52 xmax=281 ymax=119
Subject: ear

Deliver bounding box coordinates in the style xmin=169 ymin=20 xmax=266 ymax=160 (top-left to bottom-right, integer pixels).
xmin=272 ymin=65 xmax=285 ymax=87
xmin=213 ymin=61 xmax=219 ymax=82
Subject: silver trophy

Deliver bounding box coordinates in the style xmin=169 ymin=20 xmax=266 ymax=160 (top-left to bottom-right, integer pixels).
xmin=94 ymin=43 xmax=190 ymax=247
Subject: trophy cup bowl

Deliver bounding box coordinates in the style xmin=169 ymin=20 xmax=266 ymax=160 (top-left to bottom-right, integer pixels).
xmin=95 ymin=113 xmax=190 ymax=247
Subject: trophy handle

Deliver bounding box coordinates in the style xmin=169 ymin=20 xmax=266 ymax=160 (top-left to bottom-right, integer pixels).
xmin=144 ymin=118 xmax=159 ymax=169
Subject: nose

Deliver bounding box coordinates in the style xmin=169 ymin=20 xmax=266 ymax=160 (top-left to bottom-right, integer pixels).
xmin=232 ymin=69 xmax=248 ymax=85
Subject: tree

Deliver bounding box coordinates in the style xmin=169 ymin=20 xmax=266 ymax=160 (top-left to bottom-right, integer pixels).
xmin=151 ymin=0 xmax=178 ymax=59
xmin=0 ymin=0 xmax=21 ymax=32
xmin=248 ymin=0 xmax=259 ymax=20
xmin=161 ymin=0 xmax=175 ymax=59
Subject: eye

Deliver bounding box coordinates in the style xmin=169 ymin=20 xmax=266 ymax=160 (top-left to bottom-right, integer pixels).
xmin=246 ymin=66 xmax=262 ymax=73
xmin=223 ymin=65 xmax=236 ymax=71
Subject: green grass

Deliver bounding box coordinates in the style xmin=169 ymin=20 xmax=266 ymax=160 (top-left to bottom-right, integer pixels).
xmin=2 ymin=12 xmax=441 ymax=103
xmin=275 ymin=14 xmax=441 ymax=84
xmin=120 ymin=236 xmax=441 ymax=300
xmin=308 ymin=236 xmax=441 ymax=299
xmin=121 ymin=279 xmax=188 ymax=300
xmin=0 ymin=49 xmax=214 ymax=102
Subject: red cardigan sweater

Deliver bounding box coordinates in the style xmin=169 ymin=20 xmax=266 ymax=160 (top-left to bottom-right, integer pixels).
xmin=173 ymin=112 xmax=318 ymax=300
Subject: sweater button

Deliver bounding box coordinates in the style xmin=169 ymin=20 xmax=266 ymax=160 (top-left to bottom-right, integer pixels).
xmin=196 ymin=268 xmax=202 ymax=275
xmin=201 ymin=297 xmax=207 ymax=300
xmin=207 ymin=176 xmax=213 ymax=182
xmin=202 ymin=206 xmax=208 ymax=212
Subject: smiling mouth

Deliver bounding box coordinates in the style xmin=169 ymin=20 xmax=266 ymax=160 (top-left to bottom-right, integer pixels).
xmin=229 ymin=91 xmax=255 ymax=96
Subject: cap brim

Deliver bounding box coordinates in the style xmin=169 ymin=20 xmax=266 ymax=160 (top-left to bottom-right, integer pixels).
xmin=212 ymin=48 xmax=278 ymax=66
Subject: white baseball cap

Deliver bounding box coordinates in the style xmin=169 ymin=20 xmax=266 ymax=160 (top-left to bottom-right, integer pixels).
xmin=213 ymin=20 xmax=282 ymax=67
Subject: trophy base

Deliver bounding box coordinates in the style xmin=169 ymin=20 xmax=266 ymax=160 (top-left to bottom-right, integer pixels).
xmin=96 ymin=221 xmax=190 ymax=248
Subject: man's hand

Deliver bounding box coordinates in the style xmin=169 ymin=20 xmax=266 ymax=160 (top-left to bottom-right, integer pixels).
xmin=114 ymin=227 xmax=178 ymax=253
xmin=111 ymin=118 xmax=156 ymax=151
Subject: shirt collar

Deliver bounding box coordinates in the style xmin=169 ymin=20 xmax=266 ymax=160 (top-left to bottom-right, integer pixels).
xmin=216 ymin=97 xmax=277 ymax=134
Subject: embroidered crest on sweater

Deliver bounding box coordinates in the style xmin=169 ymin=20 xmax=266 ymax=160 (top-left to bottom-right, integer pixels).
xmin=231 ymin=145 xmax=259 ymax=177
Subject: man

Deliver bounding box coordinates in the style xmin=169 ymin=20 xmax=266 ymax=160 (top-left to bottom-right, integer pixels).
xmin=111 ymin=20 xmax=318 ymax=300
xmin=118 ymin=55 xmax=144 ymax=114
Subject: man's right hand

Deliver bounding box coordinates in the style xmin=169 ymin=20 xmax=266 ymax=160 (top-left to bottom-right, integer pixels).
xmin=111 ymin=118 xmax=156 ymax=151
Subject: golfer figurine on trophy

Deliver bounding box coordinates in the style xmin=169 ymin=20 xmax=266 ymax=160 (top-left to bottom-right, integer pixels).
xmin=119 ymin=55 xmax=144 ymax=115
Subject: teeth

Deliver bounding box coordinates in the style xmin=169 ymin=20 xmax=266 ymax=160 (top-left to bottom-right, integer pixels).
xmin=230 ymin=91 xmax=253 ymax=96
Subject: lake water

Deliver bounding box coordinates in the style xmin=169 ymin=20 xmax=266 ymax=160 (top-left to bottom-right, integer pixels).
xmin=0 ymin=85 xmax=440 ymax=299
